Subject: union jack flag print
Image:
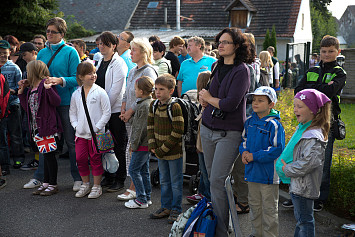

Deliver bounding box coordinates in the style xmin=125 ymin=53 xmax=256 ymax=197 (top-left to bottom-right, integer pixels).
xmin=34 ymin=134 xmax=57 ymax=153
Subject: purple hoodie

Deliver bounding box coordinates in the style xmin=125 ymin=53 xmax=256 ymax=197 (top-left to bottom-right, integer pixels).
xmin=19 ymin=79 xmax=62 ymax=137
xmin=202 ymin=62 xmax=250 ymax=131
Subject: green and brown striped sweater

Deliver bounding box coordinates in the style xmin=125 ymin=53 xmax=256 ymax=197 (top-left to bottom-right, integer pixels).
xmin=147 ymin=98 xmax=184 ymax=160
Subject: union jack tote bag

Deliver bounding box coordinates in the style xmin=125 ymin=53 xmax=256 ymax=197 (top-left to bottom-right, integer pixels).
xmin=34 ymin=134 xmax=57 ymax=153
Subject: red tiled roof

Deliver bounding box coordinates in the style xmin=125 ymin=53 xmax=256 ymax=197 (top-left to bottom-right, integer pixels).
xmin=129 ymin=0 xmax=302 ymax=38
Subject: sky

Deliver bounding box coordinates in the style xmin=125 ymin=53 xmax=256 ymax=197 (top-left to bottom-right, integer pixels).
xmin=327 ymin=0 xmax=355 ymax=19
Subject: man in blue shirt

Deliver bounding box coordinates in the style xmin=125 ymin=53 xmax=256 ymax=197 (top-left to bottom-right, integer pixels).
xmin=177 ymin=37 xmax=216 ymax=96
xmin=117 ymin=31 xmax=136 ymax=78
xmin=0 ymin=40 xmax=25 ymax=173
xmin=178 ymin=40 xmax=191 ymax=64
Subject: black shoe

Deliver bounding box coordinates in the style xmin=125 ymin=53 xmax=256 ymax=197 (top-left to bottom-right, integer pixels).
xmin=314 ymin=201 xmax=324 ymax=212
xmin=107 ymin=181 xmax=124 ymax=193
xmin=101 ymin=176 xmax=115 ymax=187
xmin=0 ymin=178 xmax=6 ymax=190
xmin=1 ymin=169 xmax=10 ymax=176
xmin=20 ymin=159 xmax=39 ymax=171
xmin=282 ymin=199 xmax=293 ymax=208
xmin=13 ymin=161 xmax=23 ymax=169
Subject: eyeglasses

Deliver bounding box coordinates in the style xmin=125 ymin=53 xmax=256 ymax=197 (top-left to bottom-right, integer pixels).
xmin=217 ymin=41 xmax=234 ymax=47
xmin=118 ymin=35 xmax=128 ymax=42
xmin=46 ymin=30 xmax=61 ymax=34
xmin=33 ymin=42 xmax=43 ymax=45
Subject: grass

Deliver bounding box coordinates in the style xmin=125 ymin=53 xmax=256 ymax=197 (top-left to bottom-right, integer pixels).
xmin=334 ymin=103 xmax=355 ymax=150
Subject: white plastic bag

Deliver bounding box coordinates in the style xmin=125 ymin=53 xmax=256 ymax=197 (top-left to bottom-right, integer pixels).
xmin=102 ymin=151 xmax=119 ymax=173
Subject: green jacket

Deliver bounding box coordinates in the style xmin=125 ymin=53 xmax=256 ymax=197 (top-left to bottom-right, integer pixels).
xmin=295 ymin=60 xmax=346 ymax=118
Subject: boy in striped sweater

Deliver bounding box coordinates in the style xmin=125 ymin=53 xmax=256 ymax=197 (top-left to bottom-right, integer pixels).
xmin=148 ymin=74 xmax=184 ymax=224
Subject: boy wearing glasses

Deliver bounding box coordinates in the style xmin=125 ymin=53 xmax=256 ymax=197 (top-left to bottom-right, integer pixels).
xmin=0 ymin=40 xmax=25 ymax=173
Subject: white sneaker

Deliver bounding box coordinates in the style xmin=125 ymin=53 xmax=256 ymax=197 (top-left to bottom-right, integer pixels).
xmin=88 ymin=186 xmax=102 ymax=199
xmin=148 ymin=200 xmax=153 ymax=206
xmin=117 ymin=189 xmax=136 ymax=201
xmin=73 ymin=181 xmax=82 ymax=191
xmin=75 ymin=184 xmax=91 ymax=198
xmin=23 ymin=179 xmax=42 ymax=189
xmin=124 ymin=199 xmax=148 ymax=209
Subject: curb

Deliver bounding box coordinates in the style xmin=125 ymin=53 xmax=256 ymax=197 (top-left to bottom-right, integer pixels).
xmin=279 ymin=189 xmax=351 ymax=232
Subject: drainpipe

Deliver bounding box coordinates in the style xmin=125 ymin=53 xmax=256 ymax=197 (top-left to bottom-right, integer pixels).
xmin=176 ymin=0 xmax=181 ymax=31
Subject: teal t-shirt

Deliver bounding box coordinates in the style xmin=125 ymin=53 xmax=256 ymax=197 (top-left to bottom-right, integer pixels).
xmin=177 ymin=55 xmax=216 ymax=95
xmin=276 ymin=121 xmax=312 ymax=183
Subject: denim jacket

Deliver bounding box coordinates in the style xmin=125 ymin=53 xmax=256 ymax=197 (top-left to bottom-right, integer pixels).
xmin=284 ymin=128 xmax=327 ymax=199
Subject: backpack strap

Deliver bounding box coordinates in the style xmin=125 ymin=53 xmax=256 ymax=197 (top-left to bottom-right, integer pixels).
xmin=152 ymin=99 xmax=160 ymax=117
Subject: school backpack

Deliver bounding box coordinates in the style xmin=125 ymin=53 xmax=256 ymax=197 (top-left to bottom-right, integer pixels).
xmin=169 ymin=205 xmax=196 ymax=237
xmin=259 ymin=67 xmax=270 ymax=87
xmin=152 ymin=94 xmax=200 ymax=149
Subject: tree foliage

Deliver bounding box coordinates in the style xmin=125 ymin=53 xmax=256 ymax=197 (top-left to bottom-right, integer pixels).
xmin=263 ymin=26 xmax=277 ymax=57
xmin=310 ymin=1 xmax=337 ymax=53
xmin=263 ymin=29 xmax=270 ymax=51
xmin=64 ymin=15 xmax=95 ymax=40
xmin=310 ymin=0 xmax=332 ymax=15
xmin=0 ymin=0 xmax=94 ymax=42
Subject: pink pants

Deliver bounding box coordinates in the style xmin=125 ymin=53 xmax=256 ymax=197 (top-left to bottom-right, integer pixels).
xmin=75 ymin=137 xmax=104 ymax=177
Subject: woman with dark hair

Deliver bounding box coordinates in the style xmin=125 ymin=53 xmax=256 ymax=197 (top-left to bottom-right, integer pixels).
xmin=152 ymin=40 xmax=171 ymax=76
xmin=199 ymin=27 xmax=251 ymax=236
xmin=95 ymin=31 xmax=128 ymax=192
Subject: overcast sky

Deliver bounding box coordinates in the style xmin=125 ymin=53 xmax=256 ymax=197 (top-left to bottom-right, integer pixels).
xmin=328 ymin=0 xmax=355 ymax=19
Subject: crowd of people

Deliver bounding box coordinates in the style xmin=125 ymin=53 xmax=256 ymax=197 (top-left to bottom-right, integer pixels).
xmin=0 ymin=16 xmax=347 ymax=237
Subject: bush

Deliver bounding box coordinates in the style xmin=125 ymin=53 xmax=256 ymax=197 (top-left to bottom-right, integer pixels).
xmin=64 ymin=15 xmax=95 ymax=40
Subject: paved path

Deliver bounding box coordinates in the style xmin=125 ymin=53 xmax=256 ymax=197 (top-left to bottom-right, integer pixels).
xmin=0 ymin=155 xmax=343 ymax=237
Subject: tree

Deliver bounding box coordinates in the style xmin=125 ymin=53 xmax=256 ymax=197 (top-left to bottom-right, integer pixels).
xmin=310 ymin=1 xmax=337 ymax=52
xmin=310 ymin=0 xmax=332 ymax=15
xmin=263 ymin=29 xmax=270 ymax=51
xmin=269 ymin=25 xmax=277 ymax=57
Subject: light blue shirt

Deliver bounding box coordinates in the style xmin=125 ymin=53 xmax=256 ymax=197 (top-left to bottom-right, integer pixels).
xmin=120 ymin=49 xmax=136 ymax=78
xmin=177 ymin=55 xmax=216 ymax=95
xmin=178 ymin=54 xmax=191 ymax=64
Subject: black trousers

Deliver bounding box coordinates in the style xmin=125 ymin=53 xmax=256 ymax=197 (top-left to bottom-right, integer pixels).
xmin=43 ymin=152 xmax=58 ymax=185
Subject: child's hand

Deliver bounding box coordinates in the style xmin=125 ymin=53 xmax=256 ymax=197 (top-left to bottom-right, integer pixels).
xmin=246 ymin=153 xmax=254 ymax=163
xmin=242 ymin=155 xmax=248 ymax=164
xmin=281 ymin=159 xmax=287 ymax=172
xmin=18 ymin=79 xmax=30 ymax=88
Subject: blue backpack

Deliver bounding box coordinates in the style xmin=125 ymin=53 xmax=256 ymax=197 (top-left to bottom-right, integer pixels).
xmin=183 ymin=197 xmax=217 ymax=237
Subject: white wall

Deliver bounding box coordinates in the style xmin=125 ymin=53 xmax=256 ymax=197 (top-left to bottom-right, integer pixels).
xmin=293 ymin=0 xmax=313 ymax=45
xmin=255 ymin=38 xmax=293 ymax=62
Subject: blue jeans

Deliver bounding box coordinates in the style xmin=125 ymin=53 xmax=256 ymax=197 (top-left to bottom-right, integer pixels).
xmin=158 ymin=157 xmax=183 ymax=213
xmin=318 ymin=132 xmax=335 ymax=201
xmin=0 ymin=104 xmax=25 ymax=169
xmin=291 ymin=193 xmax=315 ymax=237
xmin=128 ymin=151 xmax=151 ymax=204
xmin=198 ymin=152 xmax=211 ymax=201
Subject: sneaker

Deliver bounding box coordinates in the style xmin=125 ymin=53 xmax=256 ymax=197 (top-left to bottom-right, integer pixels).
xmin=23 ymin=179 xmax=42 ymax=189
xmin=73 ymin=181 xmax=82 ymax=192
xmin=13 ymin=161 xmax=23 ymax=169
xmin=88 ymin=186 xmax=102 ymax=199
xmin=0 ymin=178 xmax=6 ymax=190
xmin=117 ymin=189 xmax=136 ymax=201
xmin=186 ymin=193 xmax=204 ymax=204
xmin=75 ymin=184 xmax=91 ymax=198
xmin=147 ymin=200 xmax=153 ymax=206
xmin=149 ymin=208 xmax=171 ymax=219
xmin=168 ymin=210 xmax=181 ymax=224
xmin=20 ymin=159 xmax=39 ymax=171
xmin=107 ymin=181 xmax=124 ymax=192
xmin=40 ymin=185 xmax=59 ymax=196
xmin=125 ymin=199 xmax=148 ymax=209
xmin=282 ymin=199 xmax=294 ymax=208
xmin=314 ymin=201 xmax=324 ymax=212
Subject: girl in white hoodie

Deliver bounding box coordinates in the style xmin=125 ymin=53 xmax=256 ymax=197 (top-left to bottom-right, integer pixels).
xmin=69 ymin=62 xmax=111 ymax=199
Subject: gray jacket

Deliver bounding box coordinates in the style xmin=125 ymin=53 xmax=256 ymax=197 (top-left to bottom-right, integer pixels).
xmin=284 ymin=128 xmax=327 ymax=199
xmin=130 ymin=96 xmax=153 ymax=151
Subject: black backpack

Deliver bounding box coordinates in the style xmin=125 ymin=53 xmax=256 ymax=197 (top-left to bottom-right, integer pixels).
xmin=152 ymin=94 xmax=200 ymax=149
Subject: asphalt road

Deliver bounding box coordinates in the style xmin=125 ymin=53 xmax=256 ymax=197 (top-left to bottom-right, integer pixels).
xmin=0 ymin=154 xmax=343 ymax=237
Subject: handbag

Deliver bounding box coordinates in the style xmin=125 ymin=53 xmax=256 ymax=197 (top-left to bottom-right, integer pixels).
xmin=34 ymin=133 xmax=57 ymax=153
xmin=81 ymin=88 xmax=114 ymax=153
xmin=102 ymin=151 xmax=119 ymax=173
xmin=332 ymin=116 xmax=346 ymax=140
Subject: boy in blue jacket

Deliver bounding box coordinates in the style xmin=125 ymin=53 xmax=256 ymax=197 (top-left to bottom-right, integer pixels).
xmin=239 ymin=86 xmax=285 ymax=237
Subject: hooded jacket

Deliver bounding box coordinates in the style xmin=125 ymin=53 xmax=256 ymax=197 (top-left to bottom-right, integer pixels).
xmin=239 ymin=109 xmax=285 ymax=184
xmin=284 ymin=128 xmax=327 ymax=199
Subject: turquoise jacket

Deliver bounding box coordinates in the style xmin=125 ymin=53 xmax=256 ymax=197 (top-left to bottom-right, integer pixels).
xmin=37 ymin=40 xmax=80 ymax=106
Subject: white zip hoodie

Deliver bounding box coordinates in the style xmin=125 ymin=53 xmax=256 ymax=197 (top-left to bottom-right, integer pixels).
xmin=69 ymin=84 xmax=111 ymax=140
xmin=96 ymin=52 xmax=128 ymax=113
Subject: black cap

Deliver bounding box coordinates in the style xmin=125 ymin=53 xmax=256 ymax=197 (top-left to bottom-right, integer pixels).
xmin=19 ymin=42 xmax=38 ymax=53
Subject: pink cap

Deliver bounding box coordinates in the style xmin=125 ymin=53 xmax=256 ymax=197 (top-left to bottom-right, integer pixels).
xmin=294 ymin=89 xmax=331 ymax=115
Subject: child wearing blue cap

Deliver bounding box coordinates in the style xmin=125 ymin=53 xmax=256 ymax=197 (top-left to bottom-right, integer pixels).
xmin=240 ymin=86 xmax=285 ymax=237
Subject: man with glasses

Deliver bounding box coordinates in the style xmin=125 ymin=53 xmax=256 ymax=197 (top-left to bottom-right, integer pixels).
xmin=177 ymin=36 xmax=216 ymax=97
xmin=0 ymin=40 xmax=25 ymax=174
xmin=32 ymin=35 xmax=46 ymax=51
xmin=116 ymin=31 xmax=136 ymax=78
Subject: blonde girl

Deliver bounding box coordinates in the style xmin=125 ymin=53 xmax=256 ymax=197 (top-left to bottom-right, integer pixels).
xmin=279 ymin=89 xmax=331 ymax=237
xmin=124 ymin=76 xmax=154 ymax=209
xmin=259 ymin=51 xmax=274 ymax=86
xmin=18 ymin=60 xmax=62 ymax=196
xmin=69 ymin=62 xmax=111 ymax=199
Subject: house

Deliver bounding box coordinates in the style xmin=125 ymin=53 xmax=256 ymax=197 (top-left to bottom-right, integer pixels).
xmin=338 ymin=5 xmax=355 ymax=48
xmin=63 ymin=0 xmax=312 ymax=61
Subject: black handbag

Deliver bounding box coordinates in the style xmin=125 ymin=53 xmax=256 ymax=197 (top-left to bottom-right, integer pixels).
xmin=332 ymin=116 xmax=346 ymax=140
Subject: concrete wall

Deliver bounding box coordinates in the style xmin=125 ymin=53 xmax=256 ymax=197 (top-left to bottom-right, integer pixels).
xmin=341 ymin=48 xmax=355 ymax=102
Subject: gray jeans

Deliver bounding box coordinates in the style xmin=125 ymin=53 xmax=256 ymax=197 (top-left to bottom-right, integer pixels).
xmin=200 ymin=124 xmax=242 ymax=237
